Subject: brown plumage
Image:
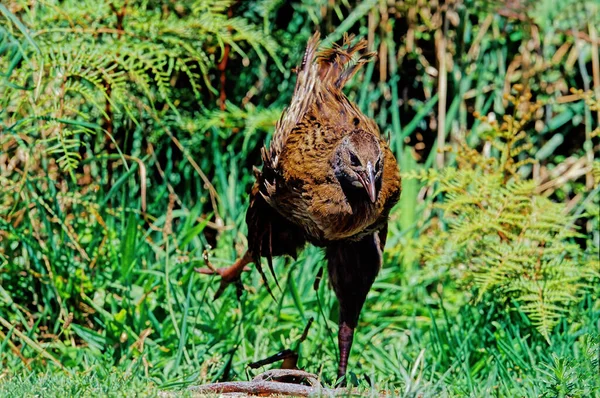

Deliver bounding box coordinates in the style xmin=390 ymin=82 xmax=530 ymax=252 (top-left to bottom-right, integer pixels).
xmin=200 ymin=32 xmax=401 ymax=380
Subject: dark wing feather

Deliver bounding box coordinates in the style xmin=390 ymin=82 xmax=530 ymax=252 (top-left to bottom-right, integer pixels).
xmin=246 ymin=180 xmax=306 ymax=297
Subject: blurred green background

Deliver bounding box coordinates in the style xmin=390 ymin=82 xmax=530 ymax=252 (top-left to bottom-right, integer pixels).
xmin=1 ymin=0 xmax=599 ymax=396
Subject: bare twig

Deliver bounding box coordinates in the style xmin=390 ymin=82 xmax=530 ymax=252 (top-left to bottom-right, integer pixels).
xmin=165 ymin=130 xmax=222 ymax=225
xmin=146 ymin=143 xmax=226 ymax=231
xmin=0 ymin=327 xmax=31 ymax=370
xmin=0 ymin=316 xmax=65 ymax=370
xmin=218 ymin=6 xmax=233 ymax=111
xmin=536 ymin=157 xmax=591 ymax=196
xmin=466 ymin=14 xmax=493 ymax=61
xmin=573 ymin=26 xmax=595 ymax=190
xmin=589 ymin=23 xmax=600 ymax=125
xmin=435 ymin=15 xmax=448 ymax=169
xmin=33 ymin=27 xmax=132 ymax=37
xmin=159 ymin=370 xmax=347 ymax=397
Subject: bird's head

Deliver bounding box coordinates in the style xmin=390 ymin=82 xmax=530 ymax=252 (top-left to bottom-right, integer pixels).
xmin=332 ymin=130 xmax=383 ymax=203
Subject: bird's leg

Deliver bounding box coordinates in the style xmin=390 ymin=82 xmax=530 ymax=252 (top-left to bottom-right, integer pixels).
xmin=196 ymin=250 xmax=253 ymax=298
xmin=329 ymin=268 xmax=377 ymax=383
xmin=334 ymin=297 xmax=371 ymax=384
xmin=326 ymin=234 xmax=382 ymax=384
xmin=337 ymin=321 xmax=354 ymax=380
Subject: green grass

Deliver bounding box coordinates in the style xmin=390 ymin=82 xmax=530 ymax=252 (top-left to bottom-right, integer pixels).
xmin=1 ymin=294 xmax=598 ymax=397
xmin=0 ymin=372 xmax=161 ymax=398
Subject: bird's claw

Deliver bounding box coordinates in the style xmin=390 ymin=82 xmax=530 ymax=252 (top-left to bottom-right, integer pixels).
xmin=195 ymin=250 xmax=252 ymax=299
xmin=195 ymin=265 xmax=251 ymax=279
xmin=195 ymin=266 xmax=248 ymax=299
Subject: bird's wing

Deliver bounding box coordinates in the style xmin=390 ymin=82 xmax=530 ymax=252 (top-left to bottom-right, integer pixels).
xmin=246 ymin=180 xmax=307 ymax=297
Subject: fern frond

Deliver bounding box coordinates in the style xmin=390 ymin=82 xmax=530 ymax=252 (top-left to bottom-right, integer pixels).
xmin=406 ymin=105 xmax=596 ymax=339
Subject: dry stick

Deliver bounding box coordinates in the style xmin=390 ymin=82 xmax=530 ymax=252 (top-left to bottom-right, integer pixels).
xmin=378 ymin=1 xmax=388 ymax=83
xmin=110 ymin=154 xmax=148 ymax=212
xmin=131 ymin=156 xmax=147 ymax=212
xmin=33 ymin=27 xmax=132 ymax=37
xmin=0 ymin=328 xmax=31 ymax=370
xmin=536 ymin=157 xmax=592 ymax=196
xmin=242 ymin=62 xmax=267 ymax=106
xmin=435 ymin=17 xmax=448 ymax=169
xmin=466 ymin=14 xmax=493 ymax=62
xmin=26 ymin=189 xmax=90 ymax=261
xmin=165 ymin=369 xmax=344 ymax=397
xmin=10 ymin=161 xmax=67 ymax=324
xmin=104 ymin=81 xmax=115 ymax=185
xmin=367 ymin=9 xmax=375 ymax=52
xmin=574 ymin=25 xmax=595 ymax=191
xmin=0 ymin=316 xmax=64 ymax=370
xmin=146 ymin=143 xmax=227 ymax=231
xmin=183 ymin=381 xmax=335 ymax=397
xmin=165 ymin=130 xmax=222 ymax=226
xmin=589 ymin=23 xmax=600 ymax=125
xmin=104 ymin=1 xmax=128 ymax=186
xmin=218 ymin=6 xmax=233 ymax=112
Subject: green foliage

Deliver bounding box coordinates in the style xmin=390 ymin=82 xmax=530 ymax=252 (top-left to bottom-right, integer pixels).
xmin=417 ymin=169 xmax=596 ymax=339
xmin=1 ymin=0 xmax=281 ymax=174
xmin=405 ymin=90 xmax=599 ymax=340
xmin=0 ymin=370 xmax=163 ymax=398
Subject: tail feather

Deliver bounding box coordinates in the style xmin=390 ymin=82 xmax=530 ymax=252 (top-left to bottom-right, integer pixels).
xmin=263 ymin=32 xmax=375 ymax=170
xmin=317 ymin=33 xmax=376 ymax=89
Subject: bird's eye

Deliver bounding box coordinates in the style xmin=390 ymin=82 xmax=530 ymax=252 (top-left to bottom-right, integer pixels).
xmin=349 ymin=153 xmax=360 ymax=166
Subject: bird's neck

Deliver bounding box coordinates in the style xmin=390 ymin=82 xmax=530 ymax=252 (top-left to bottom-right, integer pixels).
xmin=340 ymin=183 xmax=377 ymax=212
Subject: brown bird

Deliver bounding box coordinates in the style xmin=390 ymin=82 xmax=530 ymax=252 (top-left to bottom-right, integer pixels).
xmin=200 ymin=32 xmax=401 ymax=380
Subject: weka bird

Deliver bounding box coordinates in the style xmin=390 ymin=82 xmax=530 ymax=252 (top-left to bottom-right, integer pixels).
xmin=200 ymin=32 xmax=401 ymax=379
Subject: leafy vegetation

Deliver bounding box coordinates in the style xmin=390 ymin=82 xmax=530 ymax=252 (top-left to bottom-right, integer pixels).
xmin=1 ymin=0 xmax=599 ymax=396
xmin=406 ymin=89 xmax=599 ymax=340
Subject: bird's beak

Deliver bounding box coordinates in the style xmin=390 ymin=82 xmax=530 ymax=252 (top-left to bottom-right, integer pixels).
xmin=357 ymin=161 xmax=377 ymax=203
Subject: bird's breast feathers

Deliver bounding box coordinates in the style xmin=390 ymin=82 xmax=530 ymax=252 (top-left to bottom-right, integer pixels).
xmin=262 ymin=161 xmax=398 ymax=243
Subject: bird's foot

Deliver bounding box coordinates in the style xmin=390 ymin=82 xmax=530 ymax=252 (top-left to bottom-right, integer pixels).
xmin=195 ymin=250 xmax=252 ymax=299
xmin=248 ymin=349 xmax=299 ymax=370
